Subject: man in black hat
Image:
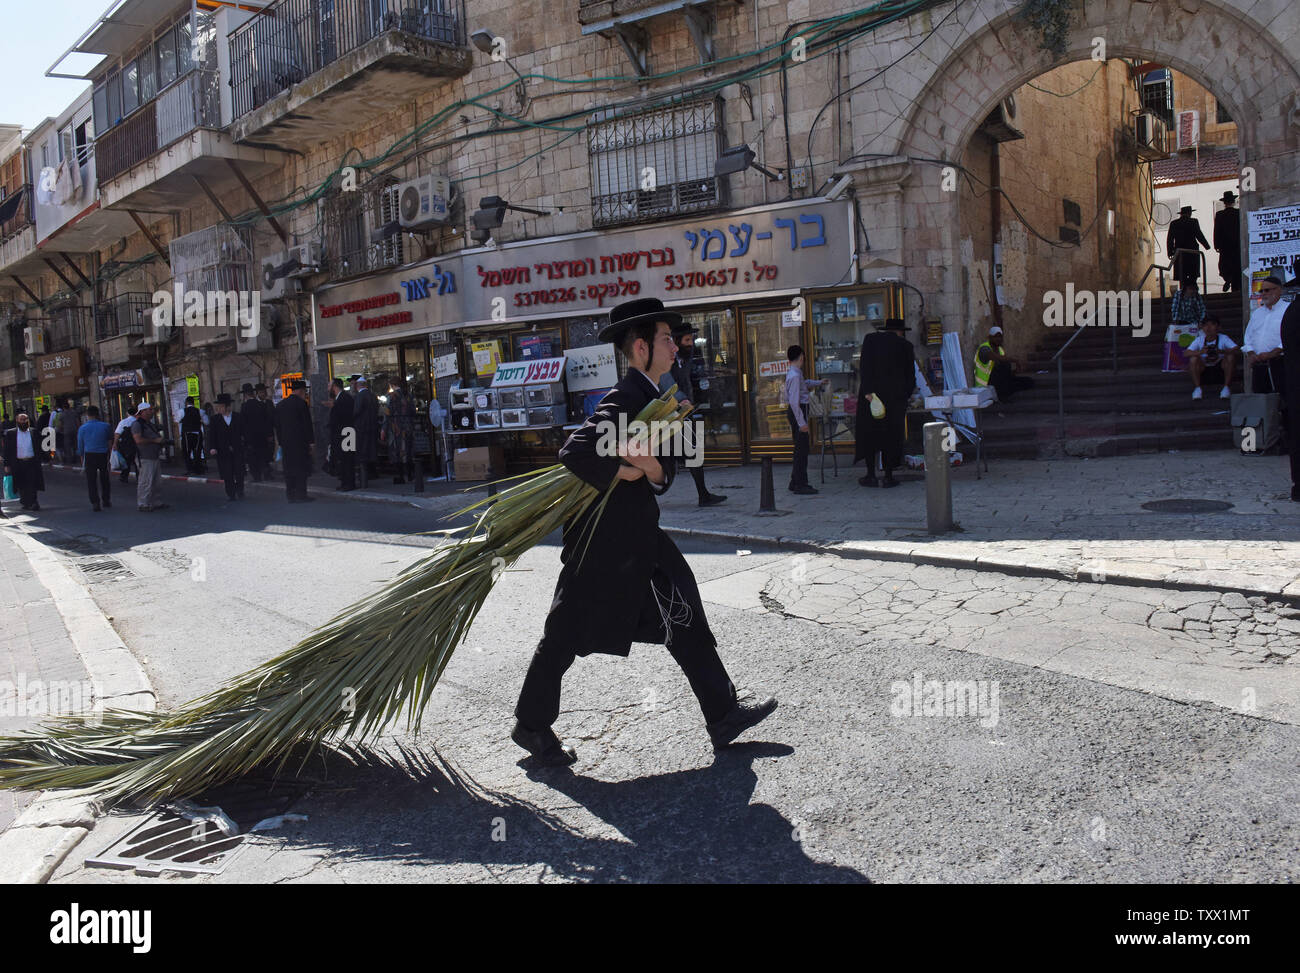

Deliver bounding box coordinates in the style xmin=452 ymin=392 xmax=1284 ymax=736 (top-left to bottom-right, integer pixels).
xmin=855 ymin=318 xmax=917 ymax=488
xmin=658 ymin=322 xmax=726 ymax=506
xmin=207 ymin=393 xmax=246 ymax=501
xmin=352 ymin=376 xmax=378 ymax=484
xmin=274 ymin=380 xmax=314 ymax=503
xmin=1214 ymin=191 xmax=1242 ymax=293
xmin=240 ymin=383 xmax=271 ymax=482
xmin=512 ymin=297 xmax=777 ymax=767
xmin=329 ymin=376 xmax=356 ymax=491
xmin=254 ymin=383 xmax=277 ymax=479
xmin=1167 ymin=205 xmax=1210 ymax=286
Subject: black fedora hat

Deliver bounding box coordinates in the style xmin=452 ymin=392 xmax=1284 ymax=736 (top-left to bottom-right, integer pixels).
xmin=881 ymin=317 xmax=909 ymax=331
xmin=599 ymin=297 xmax=682 ymax=345
xmin=215 ymin=392 xmax=234 ymax=405
xmin=670 ymin=321 xmax=698 ymax=338
xmin=1221 ymin=191 xmax=1237 ymax=203
xmin=254 ymin=382 xmax=267 ymax=391
xmin=241 ymin=382 xmax=255 ymax=394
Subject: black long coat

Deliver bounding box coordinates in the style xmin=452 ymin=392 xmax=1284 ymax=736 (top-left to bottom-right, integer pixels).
xmin=329 ymin=388 xmax=355 ymax=446
xmin=274 ymin=394 xmax=315 ymax=477
xmin=240 ymin=396 xmax=271 ymax=455
xmin=541 ymin=369 xmax=712 ymax=657
xmin=352 ymin=387 xmax=379 ymax=462
xmin=1167 ymin=215 xmax=1210 ymax=282
xmin=854 ymin=330 xmax=916 ymax=464
xmin=3 ymin=427 xmax=45 ymax=494
xmin=208 ymin=412 xmax=246 ymax=482
xmin=1281 ymin=298 xmax=1300 ymax=413
xmin=1214 ymin=207 xmax=1242 ymax=282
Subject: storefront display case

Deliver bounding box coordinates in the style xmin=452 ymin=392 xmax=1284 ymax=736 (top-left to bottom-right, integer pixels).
xmin=806 ymin=284 xmax=904 ymax=450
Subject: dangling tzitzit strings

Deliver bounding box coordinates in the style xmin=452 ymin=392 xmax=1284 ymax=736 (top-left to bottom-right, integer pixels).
xmin=650 ymin=576 xmax=694 ymax=646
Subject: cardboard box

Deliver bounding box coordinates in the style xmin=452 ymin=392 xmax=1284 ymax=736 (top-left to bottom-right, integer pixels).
xmin=951 ymin=387 xmax=995 ymax=409
xmin=454 ymin=445 xmax=506 ymax=481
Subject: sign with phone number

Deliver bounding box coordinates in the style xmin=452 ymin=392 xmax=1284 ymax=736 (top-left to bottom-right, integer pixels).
xmin=1247 ymin=204 xmax=1300 ymax=275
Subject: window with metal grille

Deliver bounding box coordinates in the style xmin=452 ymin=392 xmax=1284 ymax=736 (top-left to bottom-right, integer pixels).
xmin=323 ymin=181 xmax=404 ymax=282
xmin=588 ymin=97 xmax=725 ymax=228
xmin=1141 ymin=69 xmax=1174 ymax=129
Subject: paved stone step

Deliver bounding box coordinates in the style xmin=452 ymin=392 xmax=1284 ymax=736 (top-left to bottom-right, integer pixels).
xmin=982 ymin=426 xmax=1239 ymax=460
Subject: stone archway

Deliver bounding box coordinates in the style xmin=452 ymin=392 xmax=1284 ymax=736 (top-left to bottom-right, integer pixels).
xmin=840 ymin=0 xmax=1300 ymax=351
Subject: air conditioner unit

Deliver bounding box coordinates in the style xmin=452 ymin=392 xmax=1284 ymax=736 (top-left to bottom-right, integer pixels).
xmin=260 ymin=250 xmax=301 ymax=300
xmin=143 ymin=324 xmax=176 ymax=345
xmin=1176 ymin=109 xmax=1200 ymax=150
xmin=1134 ymin=111 xmax=1168 ymax=161
xmin=284 ymin=242 xmax=323 ymax=278
xmin=396 ymin=174 xmax=451 ymax=229
xmin=23 ymin=326 xmax=45 ymax=356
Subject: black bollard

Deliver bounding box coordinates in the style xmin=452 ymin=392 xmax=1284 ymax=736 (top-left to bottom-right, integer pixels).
xmin=759 ymin=456 xmax=776 ymax=512
xmin=487 ymin=479 xmax=498 ymax=497
xmin=413 ymin=457 xmax=424 ymax=493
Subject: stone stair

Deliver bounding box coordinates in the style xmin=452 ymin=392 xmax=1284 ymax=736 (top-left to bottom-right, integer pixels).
xmin=978 ymin=291 xmax=1246 ymax=459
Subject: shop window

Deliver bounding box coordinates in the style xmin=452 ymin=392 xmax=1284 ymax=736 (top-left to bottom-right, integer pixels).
xmin=809 ymin=288 xmax=893 ymax=418
xmin=588 ymin=96 xmax=725 ymax=228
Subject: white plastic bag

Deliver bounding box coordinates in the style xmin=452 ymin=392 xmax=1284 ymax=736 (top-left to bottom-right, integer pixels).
xmin=110 ymin=449 xmax=126 ymax=472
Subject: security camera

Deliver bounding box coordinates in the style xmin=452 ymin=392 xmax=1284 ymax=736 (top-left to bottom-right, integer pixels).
xmin=824 ymin=174 xmax=853 ymax=201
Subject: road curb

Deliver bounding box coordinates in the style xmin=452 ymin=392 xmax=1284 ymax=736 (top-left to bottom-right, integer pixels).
xmin=657 ymin=524 xmax=1300 ymax=605
xmin=42 ymin=463 xmax=1299 ymax=604
xmin=0 ymin=528 xmax=157 ymax=884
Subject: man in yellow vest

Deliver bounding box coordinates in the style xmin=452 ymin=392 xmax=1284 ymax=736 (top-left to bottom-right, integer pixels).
xmin=975 ymin=326 xmax=1034 ymax=402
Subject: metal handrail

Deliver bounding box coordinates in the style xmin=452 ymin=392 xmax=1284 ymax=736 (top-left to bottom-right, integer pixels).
xmin=1053 ymin=260 xmax=1174 ymax=437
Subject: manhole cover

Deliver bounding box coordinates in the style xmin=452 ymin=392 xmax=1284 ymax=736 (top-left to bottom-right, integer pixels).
xmin=1141 ymin=499 xmax=1234 ymax=514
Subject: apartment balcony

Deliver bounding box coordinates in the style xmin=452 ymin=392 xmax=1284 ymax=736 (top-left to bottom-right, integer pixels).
xmin=94 ymin=69 xmax=280 ymax=211
xmin=229 ymin=0 xmax=471 ymax=151
xmin=0 ymin=184 xmax=37 ymax=276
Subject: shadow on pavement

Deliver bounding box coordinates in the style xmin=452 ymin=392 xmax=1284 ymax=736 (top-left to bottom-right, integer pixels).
xmin=271 ymin=743 xmax=868 ymax=883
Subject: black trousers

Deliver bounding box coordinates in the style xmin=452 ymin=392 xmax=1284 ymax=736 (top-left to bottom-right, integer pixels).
xmin=1251 ymin=358 xmax=1286 ymax=396
xmin=84 ymin=452 xmax=110 ymax=506
xmin=12 ymin=458 xmax=40 ymax=506
xmin=515 ymin=623 xmax=736 ymax=732
xmin=787 ymin=407 xmax=810 ymax=488
xmin=217 ymin=454 xmax=245 ymax=499
xmin=859 ymin=406 xmax=907 ymax=476
xmin=183 ymin=431 xmax=204 ymax=473
xmin=337 ymin=446 xmax=355 ymax=489
xmin=989 ymin=361 xmax=1035 ymax=401
xmin=283 ymin=471 xmax=309 ymax=501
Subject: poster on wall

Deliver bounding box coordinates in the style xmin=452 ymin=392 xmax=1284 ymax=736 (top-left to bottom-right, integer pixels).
xmin=471 ymin=340 xmax=502 ymax=377
xmin=168 ymin=383 xmax=190 ymax=426
xmin=564 ymin=344 xmax=617 ymax=392
xmin=1246 ymin=204 xmax=1300 ymax=279
xmin=433 ymin=352 xmax=458 ymax=379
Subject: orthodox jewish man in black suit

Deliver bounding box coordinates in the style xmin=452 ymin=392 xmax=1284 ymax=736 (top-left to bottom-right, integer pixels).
xmin=512 ymin=297 xmax=777 ymax=767
xmin=274 ymin=379 xmax=315 ymax=503
xmin=329 ymin=376 xmax=356 ymax=491
xmin=855 ymin=317 xmax=917 ymax=488
xmin=207 ymin=393 xmax=246 ymax=501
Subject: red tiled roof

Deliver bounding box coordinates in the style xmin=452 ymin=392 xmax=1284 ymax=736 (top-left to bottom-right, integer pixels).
xmin=1152 ymin=150 xmax=1241 ymax=187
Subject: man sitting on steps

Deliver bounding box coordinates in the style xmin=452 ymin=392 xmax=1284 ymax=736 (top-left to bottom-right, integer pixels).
xmin=1185 ymin=314 xmax=1238 ymax=400
xmin=974 ymin=326 xmax=1035 ymax=403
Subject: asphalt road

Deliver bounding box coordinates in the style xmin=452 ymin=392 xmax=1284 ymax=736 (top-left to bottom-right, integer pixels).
xmin=13 ymin=468 xmax=1300 ymax=883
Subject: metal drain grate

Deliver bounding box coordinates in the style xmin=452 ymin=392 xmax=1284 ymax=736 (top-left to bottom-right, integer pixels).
xmin=1141 ymin=499 xmax=1234 ymax=514
xmin=86 ymin=779 xmax=309 ymax=876
xmin=41 ymin=533 xmax=131 ymax=582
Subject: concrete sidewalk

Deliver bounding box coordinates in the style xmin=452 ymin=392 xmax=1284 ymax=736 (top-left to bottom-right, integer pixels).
xmin=42 ymin=448 xmax=1300 ymax=598
xmin=0 ymin=523 xmax=155 ymax=882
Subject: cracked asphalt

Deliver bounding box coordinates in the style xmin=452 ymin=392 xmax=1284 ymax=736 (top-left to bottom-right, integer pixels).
xmin=8 ymin=473 xmax=1299 ymax=883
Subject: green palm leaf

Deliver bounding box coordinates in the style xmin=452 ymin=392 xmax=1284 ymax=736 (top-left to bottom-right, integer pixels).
xmin=0 ymin=390 xmax=691 ymax=807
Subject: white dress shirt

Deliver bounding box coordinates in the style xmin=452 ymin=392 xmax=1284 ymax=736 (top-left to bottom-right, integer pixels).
xmin=15 ymin=428 xmax=34 ymax=459
xmin=1243 ymin=301 xmax=1287 ymax=355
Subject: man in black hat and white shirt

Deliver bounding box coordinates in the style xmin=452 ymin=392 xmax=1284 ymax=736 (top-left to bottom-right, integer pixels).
xmin=208 ymin=393 xmax=246 ymax=501
xmin=1214 ymin=190 xmax=1242 ymax=292
xmin=658 ymin=321 xmax=726 ymax=506
xmin=512 ymin=297 xmax=777 ymax=767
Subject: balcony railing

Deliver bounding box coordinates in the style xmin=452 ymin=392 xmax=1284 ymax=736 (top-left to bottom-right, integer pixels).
xmin=0 ymin=184 xmax=34 ymax=241
xmin=95 ymin=70 xmax=223 ymax=186
xmin=95 ymin=293 xmax=154 ymax=341
xmin=230 ymin=0 xmax=467 ymax=120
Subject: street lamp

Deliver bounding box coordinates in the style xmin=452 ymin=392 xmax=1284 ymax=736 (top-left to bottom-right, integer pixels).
xmin=715 ymin=144 xmax=784 ymax=182
xmin=471 ymin=29 xmax=527 ymax=112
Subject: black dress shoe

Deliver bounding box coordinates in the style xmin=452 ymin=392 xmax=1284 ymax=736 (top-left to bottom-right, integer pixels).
xmin=698 ymin=493 xmax=727 ymax=507
xmin=511 ymin=721 xmax=578 ymax=766
xmin=859 ymin=475 xmax=878 ymax=487
xmin=92 ymin=504 xmax=102 ymax=512
xmin=881 ymin=477 xmax=900 ymax=488
xmin=707 ymin=697 xmax=778 ymax=749
xmin=30 ymin=502 xmax=39 ymax=511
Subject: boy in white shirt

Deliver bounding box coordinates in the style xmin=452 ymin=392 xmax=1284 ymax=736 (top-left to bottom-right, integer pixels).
xmin=1185 ymin=314 xmax=1238 ymax=399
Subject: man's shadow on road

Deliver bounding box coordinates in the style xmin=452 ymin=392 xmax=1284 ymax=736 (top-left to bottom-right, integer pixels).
xmin=277 ymin=742 xmax=868 ymax=883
